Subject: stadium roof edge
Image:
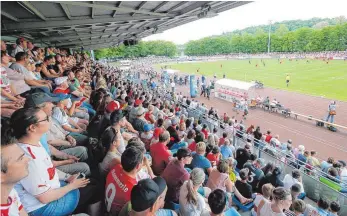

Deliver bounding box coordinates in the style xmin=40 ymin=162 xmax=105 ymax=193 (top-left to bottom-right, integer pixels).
xmin=1 ymin=1 xmax=251 ymax=50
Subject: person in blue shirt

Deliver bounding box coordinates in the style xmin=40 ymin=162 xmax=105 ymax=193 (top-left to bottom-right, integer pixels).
xmin=208 ymin=189 xmax=241 ymax=216
xmin=190 ymin=142 xmax=212 ymax=177
xmin=220 ymin=139 xmax=235 ymax=159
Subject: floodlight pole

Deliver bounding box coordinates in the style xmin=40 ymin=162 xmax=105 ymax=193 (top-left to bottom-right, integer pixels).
xmin=267 ymin=20 xmax=272 ymax=54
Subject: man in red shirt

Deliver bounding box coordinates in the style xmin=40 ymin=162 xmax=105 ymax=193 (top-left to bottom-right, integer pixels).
xmin=201 ymin=124 xmax=209 ymax=139
xmin=105 ymin=147 xmax=144 ymax=215
xmin=150 ymin=131 xmax=172 ymax=176
xmin=264 ymin=130 xmax=272 ymax=143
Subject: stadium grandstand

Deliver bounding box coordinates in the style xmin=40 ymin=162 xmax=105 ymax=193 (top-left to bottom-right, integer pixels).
xmin=1 ymin=1 xmax=346 ymax=216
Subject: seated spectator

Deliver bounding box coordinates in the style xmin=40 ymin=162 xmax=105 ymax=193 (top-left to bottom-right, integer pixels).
xmin=252 ymin=183 xmax=274 ymax=216
xmin=133 ymin=106 xmax=148 ymax=132
xmin=258 ymin=166 xmax=284 ymax=193
xmin=161 ymin=148 xmax=192 ymax=204
xmin=257 ymin=187 xmax=292 ymax=216
xmin=52 ymin=95 xmax=87 ymax=133
xmin=264 ymin=130 xmax=272 ymax=143
xmin=270 ymin=135 xmax=281 ymax=148
xmin=144 ymin=104 xmax=156 ymax=124
xmin=201 ymin=124 xmax=209 ymax=139
xmin=290 ymin=184 xmax=302 ymax=202
xmin=236 ymin=143 xmax=252 ymax=170
xmin=190 ymin=142 xmax=213 ymax=176
xmin=118 ymin=177 xmax=177 ymax=216
xmin=287 ymin=199 xmax=306 ymax=216
xmin=328 ymin=201 xmax=340 ymax=216
xmin=206 ymin=145 xmax=221 ymax=166
xmin=262 ymin=162 xmax=275 ymax=176
xmin=10 ymin=52 xmax=52 ymax=92
xmin=188 ymin=132 xmax=204 ymax=152
xmin=321 ymin=157 xmax=334 ymax=173
xmin=105 ymin=147 xmax=143 ymax=215
xmin=185 ymin=129 xmax=196 ymax=145
xmin=339 ymin=160 xmax=347 ymax=183
xmin=1 ymin=126 xmax=31 ymax=216
xmin=177 ymin=122 xmax=187 ymax=139
xmin=283 ymin=170 xmax=305 ymax=196
xmin=99 ymin=127 xmax=122 ymax=176
xmin=219 ymin=132 xmax=228 ymax=146
xmin=208 ymin=189 xmax=241 ymax=216
xmin=207 ymin=160 xmax=250 ymax=204
xmin=9 ymin=108 xmax=90 ymax=215
xmin=243 ymin=158 xmax=265 ymax=191
xmin=179 ymin=168 xmax=210 ymax=216
xmin=235 ymin=168 xmax=253 ymax=199
xmin=150 ymin=131 xmax=172 ymax=175
xmin=304 ymin=197 xmax=330 ymax=216
xmin=141 ymin=124 xmax=154 ymax=151
xmin=309 ymin=151 xmax=321 ymax=168
xmin=220 ymin=139 xmax=235 ymax=159
xmin=167 ymin=117 xmax=182 ymax=148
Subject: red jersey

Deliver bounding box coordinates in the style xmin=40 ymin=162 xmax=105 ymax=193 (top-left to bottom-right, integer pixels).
xmin=105 ymin=164 xmax=137 ymax=215
xmin=188 ymin=141 xmax=197 ymax=152
xmin=201 ymin=129 xmax=208 ymax=139
xmin=150 ymin=142 xmax=171 ymax=175
xmin=144 ymin=112 xmax=151 ymax=122
xmin=206 ymin=153 xmax=219 ymax=166
xmin=265 ymin=135 xmax=272 ymax=143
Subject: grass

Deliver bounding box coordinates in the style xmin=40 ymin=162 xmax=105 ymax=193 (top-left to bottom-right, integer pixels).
xmin=155 ymin=59 xmax=347 ymax=101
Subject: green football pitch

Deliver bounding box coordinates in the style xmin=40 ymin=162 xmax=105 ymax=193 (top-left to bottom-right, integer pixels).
xmin=156 ymin=59 xmax=347 ymax=101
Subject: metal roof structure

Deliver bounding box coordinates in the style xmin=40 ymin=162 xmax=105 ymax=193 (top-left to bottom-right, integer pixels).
xmin=1 ymin=1 xmax=250 ymax=50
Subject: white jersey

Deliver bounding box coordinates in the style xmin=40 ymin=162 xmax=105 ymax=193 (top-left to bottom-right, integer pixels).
xmin=0 ymin=189 xmax=23 ymax=216
xmin=15 ymin=142 xmax=60 ymax=213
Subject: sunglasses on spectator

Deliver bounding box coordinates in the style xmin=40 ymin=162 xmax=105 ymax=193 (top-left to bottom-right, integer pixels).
xmin=36 ymin=115 xmax=50 ymax=123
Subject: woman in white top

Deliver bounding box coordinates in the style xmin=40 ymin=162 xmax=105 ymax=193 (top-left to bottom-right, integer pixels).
xmin=257 ymin=187 xmax=292 ymax=216
xmin=10 ymin=107 xmax=89 ymax=215
xmin=251 ymin=183 xmax=274 ymax=216
xmin=179 ymin=168 xmax=210 ymax=216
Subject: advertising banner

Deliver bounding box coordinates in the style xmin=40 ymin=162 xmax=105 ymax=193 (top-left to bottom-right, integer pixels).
xmin=190 ymin=75 xmax=197 ymax=98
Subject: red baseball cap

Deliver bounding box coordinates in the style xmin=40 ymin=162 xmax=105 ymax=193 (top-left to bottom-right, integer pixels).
xmin=105 ymin=101 xmax=120 ymax=113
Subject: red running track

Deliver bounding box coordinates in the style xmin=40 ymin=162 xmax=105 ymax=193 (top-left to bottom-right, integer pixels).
xmin=175 ymin=84 xmax=347 ymax=161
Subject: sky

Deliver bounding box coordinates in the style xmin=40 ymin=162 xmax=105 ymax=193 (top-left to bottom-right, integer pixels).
xmin=143 ymin=0 xmax=347 ymax=44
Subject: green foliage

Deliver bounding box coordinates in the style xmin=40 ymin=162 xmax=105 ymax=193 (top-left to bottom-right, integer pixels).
xmin=184 ymin=22 xmax=347 ymax=55
xmin=94 ymin=40 xmax=177 ymax=59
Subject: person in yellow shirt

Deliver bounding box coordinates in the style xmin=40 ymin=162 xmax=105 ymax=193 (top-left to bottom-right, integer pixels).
xmin=286 ymin=74 xmax=290 ymax=87
xmin=309 ymin=151 xmax=321 ymax=168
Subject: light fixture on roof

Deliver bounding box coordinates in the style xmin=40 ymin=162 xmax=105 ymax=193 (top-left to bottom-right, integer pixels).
xmin=197 ymin=5 xmax=217 ymax=19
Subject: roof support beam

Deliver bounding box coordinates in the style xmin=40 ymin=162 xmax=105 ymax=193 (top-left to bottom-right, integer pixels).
xmin=166 ymin=1 xmax=188 ymax=13
xmin=60 ymin=38 xmax=121 ymax=48
xmin=54 ymin=1 xmax=171 ymax=17
xmin=39 ymin=28 xmax=144 ymax=42
xmin=19 ymin=1 xmax=47 ymax=21
xmin=131 ymin=1 xmax=147 ymax=16
xmin=1 ymin=10 xmax=19 ymax=22
xmin=152 ymin=2 xmax=168 ymax=12
xmin=91 ymin=1 xmax=95 ymax=19
xmin=60 ymin=3 xmax=72 ymax=19
xmin=4 ymin=15 xmax=166 ymax=31
xmin=112 ymin=1 xmax=122 ymax=18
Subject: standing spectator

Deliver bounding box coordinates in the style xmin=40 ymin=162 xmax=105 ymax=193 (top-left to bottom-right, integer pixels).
xmin=179 ymin=168 xmax=210 ymax=216
xmin=161 ymin=148 xmax=192 ymax=204
xmin=208 ymin=189 xmax=241 ymax=216
xmin=325 ymin=101 xmax=336 ymax=123
xmin=150 ymin=131 xmax=172 ymax=175
xmin=105 ymin=147 xmax=143 ymax=215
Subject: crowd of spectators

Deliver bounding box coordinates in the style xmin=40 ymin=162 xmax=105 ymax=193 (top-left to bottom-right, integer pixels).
xmin=0 ymin=38 xmax=344 ymax=216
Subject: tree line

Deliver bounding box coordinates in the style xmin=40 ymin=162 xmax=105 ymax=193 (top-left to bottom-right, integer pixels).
xmin=184 ymin=23 xmax=347 ymax=55
xmin=94 ymin=40 xmax=177 ymax=59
